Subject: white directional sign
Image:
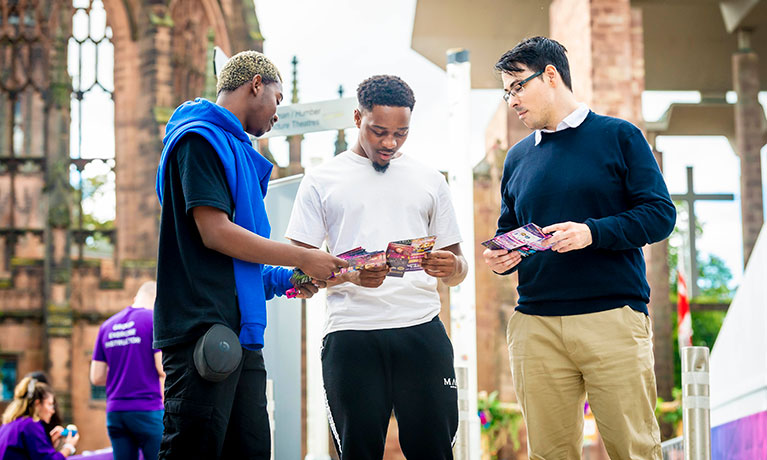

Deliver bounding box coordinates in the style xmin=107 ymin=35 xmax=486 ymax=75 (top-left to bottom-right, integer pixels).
xmin=263 ymin=97 xmax=358 ymax=138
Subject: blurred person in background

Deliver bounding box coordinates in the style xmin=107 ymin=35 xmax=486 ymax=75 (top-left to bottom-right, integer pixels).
xmin=90 ymin=281 xmax=164 ymax=460
xmin=23 ymin=372 xmax=62 ymax=442
xmin=0 ymin=376 xmax=80 ymax=458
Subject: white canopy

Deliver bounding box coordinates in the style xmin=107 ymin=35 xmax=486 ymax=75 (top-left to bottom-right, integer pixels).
xmin=710 ymin=226 xmax=767 ymax=427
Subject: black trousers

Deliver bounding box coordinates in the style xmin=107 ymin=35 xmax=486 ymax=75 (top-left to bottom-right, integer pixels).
xmin=158 ymin=342 xmax=270 ymax=460
xmin=322 ymin=316 xmax=458 ymax=459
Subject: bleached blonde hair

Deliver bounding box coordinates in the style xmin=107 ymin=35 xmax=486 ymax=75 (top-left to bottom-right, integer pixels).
xmin=217 ymin=50 xmax=282 ymax=95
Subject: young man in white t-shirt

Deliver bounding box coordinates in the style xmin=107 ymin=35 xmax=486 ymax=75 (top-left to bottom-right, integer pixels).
xmin=285 ymin=75 xmax=468 ymax=459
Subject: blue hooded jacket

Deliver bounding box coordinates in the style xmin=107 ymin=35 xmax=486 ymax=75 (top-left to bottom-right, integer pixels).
xmin=156 ymin=98 xmax=292 ymax=350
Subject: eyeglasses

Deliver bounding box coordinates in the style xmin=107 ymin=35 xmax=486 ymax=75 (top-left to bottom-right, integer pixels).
xmin=503 ymin=70 xmax=543 ymax=102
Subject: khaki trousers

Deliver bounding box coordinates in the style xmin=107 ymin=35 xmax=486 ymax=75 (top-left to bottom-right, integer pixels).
xmin=507 ymin=306 xmax=662 ymax=460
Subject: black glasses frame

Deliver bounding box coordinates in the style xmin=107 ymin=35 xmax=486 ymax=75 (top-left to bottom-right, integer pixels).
xmin=503 ymin=70 xmax=544 ymax=102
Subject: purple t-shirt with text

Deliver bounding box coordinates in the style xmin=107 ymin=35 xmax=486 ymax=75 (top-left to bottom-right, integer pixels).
xmin=93 ymin=306 xmax=163 ymax=412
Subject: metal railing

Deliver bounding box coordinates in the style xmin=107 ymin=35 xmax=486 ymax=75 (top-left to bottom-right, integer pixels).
xmin=661 ymin=435 xmax=684 ymax=460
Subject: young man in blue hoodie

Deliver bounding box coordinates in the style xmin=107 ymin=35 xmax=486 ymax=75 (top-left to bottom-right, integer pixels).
xmin=483 ymin=37 xmax=675 ymax=459
xmin=155 ymin=51 xmax=346 ymax=459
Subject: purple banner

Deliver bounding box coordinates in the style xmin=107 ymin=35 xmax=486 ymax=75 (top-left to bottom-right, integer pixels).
xmin=712 ymin=410 xmax=767 ymax=460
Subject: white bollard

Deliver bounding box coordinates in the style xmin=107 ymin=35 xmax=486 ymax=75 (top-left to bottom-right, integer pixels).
xmin=266 ymin=378 xmax=275 ymax=460
xmin=681 ymin=346 xmax=711 ymax=460
xmin=454 ymin=366 xmax=470 ymax=460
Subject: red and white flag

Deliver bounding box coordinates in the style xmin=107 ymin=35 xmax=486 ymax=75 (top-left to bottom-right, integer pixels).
xmin=677 ymin=269 xmax=693 ymax=349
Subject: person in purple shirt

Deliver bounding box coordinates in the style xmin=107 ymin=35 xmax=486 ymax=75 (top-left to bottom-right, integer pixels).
xmin=90 ymin=281 xmax=164 ymax=460
xmin=0 ymin=376 xmax=80 ymax=458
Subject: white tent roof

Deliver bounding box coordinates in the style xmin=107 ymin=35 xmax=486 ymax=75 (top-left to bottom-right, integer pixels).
xmin=710 ymin=226 xmax=767 ymax=427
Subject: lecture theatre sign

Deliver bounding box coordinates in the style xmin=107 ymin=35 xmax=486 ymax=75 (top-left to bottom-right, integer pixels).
xmin=263 ymin=97 xmax=357 ymax=138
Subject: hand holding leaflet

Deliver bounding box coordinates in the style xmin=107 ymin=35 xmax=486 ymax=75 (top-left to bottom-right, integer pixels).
xmin=284 ymin=235 xmax=438 ymax=296
xmin=482 ymin=223 xmax=553 ymax=258
xmin=330 ymin=236 xmax=436 ymax=279
xmin=385 ymin=236 xmax=436 ymax=278
xmin=285 ymin=269 xmax=316 ymax=298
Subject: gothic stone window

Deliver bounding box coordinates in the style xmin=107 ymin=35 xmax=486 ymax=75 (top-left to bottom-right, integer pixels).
xmin=0 ymin=0 xmax=49 ymax=274
xmin=68 ymin=0 xmax=115 ymax=257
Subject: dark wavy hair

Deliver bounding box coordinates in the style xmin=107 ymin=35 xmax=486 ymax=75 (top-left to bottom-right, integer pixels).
xmin=495 ymin=36 xmax=572 ymax=91
xmin=357 ymin=75 xmax=415 ymax=112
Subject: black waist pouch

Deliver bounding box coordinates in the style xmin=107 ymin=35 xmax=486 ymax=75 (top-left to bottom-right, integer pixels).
xmin=193 ymin=324 xmax=242 ymax=382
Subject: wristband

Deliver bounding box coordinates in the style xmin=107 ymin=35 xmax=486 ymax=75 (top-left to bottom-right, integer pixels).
xmin=62 ymin=443 xmax=76 ymax=455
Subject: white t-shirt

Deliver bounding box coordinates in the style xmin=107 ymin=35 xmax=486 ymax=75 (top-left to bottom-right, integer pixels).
xmin=285 ymin=149 xmax=462 ymax=335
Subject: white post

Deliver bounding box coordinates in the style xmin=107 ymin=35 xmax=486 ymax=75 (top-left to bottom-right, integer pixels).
xmin=266 ymin=378 xmax=275 ymax=460
xmin=454 ymin=366 xmax=471 ymax=459
xmin=681 ymin=346 xmax=711 ymax=460
xmin=446 ymin=47 xmax=480 ymax=459
xmin=305 ymin=291 xmax=331 ymax=460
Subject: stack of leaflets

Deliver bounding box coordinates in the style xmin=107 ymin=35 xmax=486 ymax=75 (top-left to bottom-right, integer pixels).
xmin=481 ymin=223 xmax=553 ymax=257
xmin=333 ymin=247 xmax=387 ymax=276
xmin=385 ymin=236 xmax=436 ymax=277
xmin=285 ymin=269 xmax=313 ymax=298
xmin=333 ymin=235 xmax=437 ymax=278
xmin=285 ymin=235 xmax=438 ymax=297
xmin=289 ymin=269 xmax=312 ymax=285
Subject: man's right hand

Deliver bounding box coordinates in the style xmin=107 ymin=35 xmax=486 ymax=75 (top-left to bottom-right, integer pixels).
xmin=300 ymin=249 xmax=348 ymax=280
xmin=482 ymin=248 xmax=522 ymax=273
xmin=353 ymin=264 xmax=390 ymax=288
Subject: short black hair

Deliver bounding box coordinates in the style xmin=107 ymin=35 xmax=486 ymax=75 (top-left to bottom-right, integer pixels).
xmin=495 ymin=36 xmax=572 ymax=91
xmin=357 ymin=75 xmax=415 ymax=112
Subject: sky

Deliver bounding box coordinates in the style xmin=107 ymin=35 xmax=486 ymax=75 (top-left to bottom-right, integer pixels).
xmin=70 ymin=0 xmax=767 ymax=291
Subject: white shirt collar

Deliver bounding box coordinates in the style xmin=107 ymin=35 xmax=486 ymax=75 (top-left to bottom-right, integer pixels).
xmin=534 ymin=103 xmax=590 ymax=146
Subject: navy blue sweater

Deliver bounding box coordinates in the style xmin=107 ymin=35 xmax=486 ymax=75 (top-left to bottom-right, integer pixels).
xmin=497 ymin=111 xmax=676 ymax=316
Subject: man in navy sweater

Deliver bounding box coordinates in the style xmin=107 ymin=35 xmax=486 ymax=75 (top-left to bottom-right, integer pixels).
xmin=483 ymin=37 xmax=675 ymax=459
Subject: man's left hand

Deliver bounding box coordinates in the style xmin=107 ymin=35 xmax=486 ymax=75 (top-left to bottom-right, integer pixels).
xmin=422 ymin=250 xmax=458 ymax=278
xmin=542 ymin=222 xmax=593 ymax=253
xmin=293 ymin=281 xmax=322 ymax=299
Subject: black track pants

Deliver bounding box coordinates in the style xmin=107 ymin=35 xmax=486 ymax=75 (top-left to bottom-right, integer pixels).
xmin=321 ymin=316 xmax=458 ymax=459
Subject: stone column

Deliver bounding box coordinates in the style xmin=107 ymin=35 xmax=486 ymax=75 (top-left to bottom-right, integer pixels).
xmin=286 ymin=135 xmax=304 ymax=176
xmin=44 ymin=1 xmax=74 ymax=419
xmin=647 ymin=146 xmax=673 ymax=402
xmin=732 ymin=29 xmax=764 ymax=267
xmin=549 ymin=0 xmax=644 ymax=127
xmin=286 ymin=56 xmax=303 ymax=176
xmin=114 ymin=4 xmax=172 ymax=264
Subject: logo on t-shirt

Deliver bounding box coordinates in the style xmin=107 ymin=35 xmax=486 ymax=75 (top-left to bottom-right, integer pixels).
xmin=105 ymin=320 xmax=141 ymax=348
xmin=443 ymin=377 xmax=457 ymax=389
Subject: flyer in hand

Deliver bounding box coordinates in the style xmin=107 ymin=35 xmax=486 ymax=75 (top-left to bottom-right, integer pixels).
xmin=333 ymin=247 xmax=387 ymax=276
xmin=482 ymin=223 xmax=553 ymax=257
xmin=286 ymin=236 xmax=438 ymax=297
xmin=286 ymin=268 xmax=313 ymax=298
xmin=385 ymin=236 xmax=436 ymax=277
